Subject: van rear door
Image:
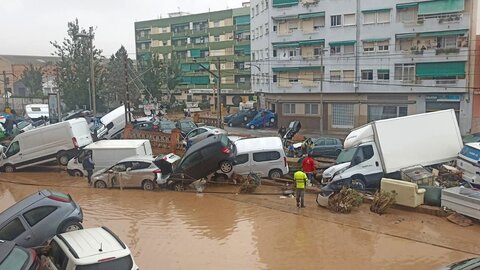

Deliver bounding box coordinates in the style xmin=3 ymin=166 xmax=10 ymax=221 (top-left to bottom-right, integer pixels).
xmin=70 ymin=120 xmax=93 ymax=148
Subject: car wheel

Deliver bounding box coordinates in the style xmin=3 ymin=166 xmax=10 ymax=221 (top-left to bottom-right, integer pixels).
xmin=94 ymin=180 xmax=107 ymax=189
xmin=4 ymin=164 xmax=15 ymax=173
xmin=59 ymin=220 xmax=83 ymax=233
xmin=214 ymin=174 xmax=228 ymax=182
xmin=350 ymin=177 xmax=366 ymax=191
xmin=73 ymin=170 xmax=83 ymax=177
xmin=249 ymin=124 xmax=255 ymax=129
xmin=269 ymin=117 xmax=275 ymax=123
xmin=173 ymin=182 xmax=185 ymax=191
xmin=269 ymin=169 xmax=282 ymax=179
xmin=228 ymin=122 xmax=233 ymax=127
xmin=57 ymin=151 xmax=69 ymax=166
xmin=142 ymin=180 xmax=155 ymax=191
xmin=243 ymin=116 xmax=248 ymax=121
xmin=219 ymin=160 xmax=233 ymax=173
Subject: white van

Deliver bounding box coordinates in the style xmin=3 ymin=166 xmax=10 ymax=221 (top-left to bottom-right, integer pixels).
xmin=215 ymin=137 xmax=289 ymax=180
xmin=67 ymin=139 xmax=153 ymax=176
xmin=40 ymin=227 xmax=139 ymax=270
xmin=25 ymin=104 xmax=49 ymax=120
xmin=0 ymin=118 xmax=92 ymax=172
xmin=96 ymin=105 xmax=131 ymax=140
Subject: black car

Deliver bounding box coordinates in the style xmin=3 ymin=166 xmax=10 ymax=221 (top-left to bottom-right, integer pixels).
xmin=0 ymin=240 xmax=39 ymax=269
xmin=158 ymin=134 xmax=236 ymax=189
xmin=176 ymin=119 xmax=197 ymax=137
xmin=227 ymin=109 xmax=257 ymax=127
xmin=309 ymin=137 xmax=343 ymax=157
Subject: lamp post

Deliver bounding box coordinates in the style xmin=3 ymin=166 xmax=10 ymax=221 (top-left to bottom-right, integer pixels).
xmin=75 ymin=27 xmax=96 ymax=116
xmin=193 ymin=58 xmax=223 ymax=128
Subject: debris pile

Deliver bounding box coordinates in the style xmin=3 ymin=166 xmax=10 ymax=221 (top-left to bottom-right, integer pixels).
xmin=327 ymin=187 xmax=363 ymax=214
xmin=239 ymin=173 xmax=261 ymax=193
xmin=435 ymin=165 xmax=463 ymax=188
xmin=370 ymin=190 xmax=397 ymax=215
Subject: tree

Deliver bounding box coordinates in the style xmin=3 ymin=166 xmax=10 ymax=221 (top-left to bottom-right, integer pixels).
xmin=100 ymin=46 xmax=142 ymax=110
xmin=51 ymin=19 xmax=105 ymax=111
xmin=20 ymin=64 xmax=43 ymax=97
xmin=160 ymin=53 xmax=184 ymax=103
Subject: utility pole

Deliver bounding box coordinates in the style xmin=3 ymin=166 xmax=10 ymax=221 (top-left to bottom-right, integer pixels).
xmin=319 ymin=50 xmax=324 ymax=135
xmin=89 ymin=27 xmax=96 ymax=116
xmin=124 ymin=54 xmax=131 ymax=124
xmin=2 ymin=71 xmax=7 ymax=109
xmin=217 ymin=58 xmax=222 ymax=128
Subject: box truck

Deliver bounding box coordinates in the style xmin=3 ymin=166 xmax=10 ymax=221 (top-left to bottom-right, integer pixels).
xmin=67 ymin=139 xmax=152 ymax=176
xmin=322 ymin=110 xmax=463 ymax=192
xmin=0 ymin=118 xmax=93 ymax=172
xmin=456 ymin=142 xmax=480 ymax=187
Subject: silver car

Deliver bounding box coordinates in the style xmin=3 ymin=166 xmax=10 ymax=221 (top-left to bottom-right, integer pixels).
xmin=91 ymin=155 xmax=161 ymax=191
xmin=184 ymin=126 xmax=227 ymax=146
xmin=0 ymin=189 xmax=83 ymax=248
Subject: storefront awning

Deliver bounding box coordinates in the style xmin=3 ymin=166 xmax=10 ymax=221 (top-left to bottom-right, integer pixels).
xmin=272 ymin=15 xmax=298 ymax=20
xmin=298 ymin=12 xmax=325 ymax=19
xmin=299 ymin=39 xmax=325 ymax=46
xmin=362 ymin=8 xmax=392 ymax=13
xmin=272 ymin=0 xmax=299 ymax=7
xmin=362 ymin=38 xmax=390 ymax=43
xmin=418 ymin=29 xmax=468 ymax=37
xmin=396 ymin=2 xmax=419 ymax=9
xmin=272 ymin=67 xmax=299 ymax=72
xmin=329 ymin=40 xmax=356 ymax=46
xmin=418 ymin=0 xmax=464 ymax=15
xmin=272 ymin=42 xmax=299 ymax=48
xmin=416 ymin=61 xmax=466 ymax=77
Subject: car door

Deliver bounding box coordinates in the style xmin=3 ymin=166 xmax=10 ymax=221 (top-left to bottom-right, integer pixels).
xmin=232 ymin=153 xmax=251 ymax=175
xmin=194 ymin=128 xmax=209 ymax=143
xmin=186 ymin=128 xmax=200 ymax=143
xmin=4 ymin=141 xmax=22 ymax=166
xmin=312 ymin=139 xmax=326 ymax=156
xmin=109 ymin=162 xmax=132 ymax=188
xmin=252 ymin=151 xmax=281 ymax=177
xmin=22 ymin=205 xmax=58 ymax=246
xmin=128 ymin=161 xmax=153 ymax=188
xmin=177 ymin=150 xmax=205 ymax=179
xmin=324 ymin=138 xmax=337 ymax=156
xmin=0 ymin=217 xmax=34 ymax=247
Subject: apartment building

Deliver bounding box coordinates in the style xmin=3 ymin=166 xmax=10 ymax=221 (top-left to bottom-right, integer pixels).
xmin=251 ymin=0 xmax=477 ymax=135
xmin=135 ymin=7 xmax=253 ymax=107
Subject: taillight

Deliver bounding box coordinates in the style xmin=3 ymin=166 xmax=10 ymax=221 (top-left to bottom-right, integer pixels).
xmin=98 ymin=257 xmax=116 ymax=263
xmin=48 ymin=195 xmax=70 ymax=203
xmin=153 ymin=169 xmax=161 ymax=174
xmin=30 ymin=249 xmax=38 ymax=266
xmin=72 ymin=137 xmax=79 ymax=148
xmin=221 ymin=146 xmax=231 ymax=154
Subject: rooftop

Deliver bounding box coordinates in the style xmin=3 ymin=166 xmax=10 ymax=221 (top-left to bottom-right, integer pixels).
xmin=0 ymin=55 xmax=59 ymax=65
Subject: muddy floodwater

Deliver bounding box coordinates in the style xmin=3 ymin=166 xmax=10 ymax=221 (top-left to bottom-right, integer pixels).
xmin=0 ymin=168 xmax=479 ymax=270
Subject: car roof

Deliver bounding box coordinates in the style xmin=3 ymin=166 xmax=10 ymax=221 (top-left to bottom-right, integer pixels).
xmin=55 ymin=227 xmax=127 ymax=259
xmin=85 ymin=140 xmax=148 ymax=150
xmin=117 ymin=155 xmax=156 ymax=163
xmin=185 ymin=134 xmax=226 ymax=154
xmin=0 ymin=190 xmax=50 ymax=220
xmin=235 ymin=137 xmax=283 ymax=152
xmin=0 ymin=240 xmax=16 ymax=263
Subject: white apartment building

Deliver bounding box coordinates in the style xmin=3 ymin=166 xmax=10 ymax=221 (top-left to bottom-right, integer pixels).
xmin=250 ymin=0 xmax=477 ymax=135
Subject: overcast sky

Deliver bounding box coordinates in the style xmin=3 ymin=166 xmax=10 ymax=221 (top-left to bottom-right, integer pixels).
xmin=1 ymin=0 xmax=479 ymax=59
xmin=0 ymin=0 xmax=246 ymax=58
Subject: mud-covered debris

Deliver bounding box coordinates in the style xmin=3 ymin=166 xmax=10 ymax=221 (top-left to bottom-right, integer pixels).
xmin=447 ymin=213 xmax=473 ymax=227
xmin=239 ymin=173 xmax=261 ymax=193
xmin=327 ymin=187 xmax=363 ymax=214
xmin=370 ymin=190 xmax=397 ymax=215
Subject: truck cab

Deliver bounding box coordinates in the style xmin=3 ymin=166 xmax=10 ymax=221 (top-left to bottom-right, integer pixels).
xmin=457 ymin=142 xmax=480 ymax=186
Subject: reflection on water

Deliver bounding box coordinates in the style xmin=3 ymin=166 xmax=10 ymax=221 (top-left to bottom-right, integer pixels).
xmin=0 ymin=171 xmax=474 ymax=270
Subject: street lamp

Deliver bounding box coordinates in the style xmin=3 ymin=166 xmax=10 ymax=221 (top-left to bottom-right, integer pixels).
xmin=75 ymin=27 xmax=96 ymax=116
xmin=193 ymin=58 xmax=222 ymax=128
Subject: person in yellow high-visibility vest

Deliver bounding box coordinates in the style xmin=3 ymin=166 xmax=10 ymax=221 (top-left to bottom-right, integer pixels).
xmin=294 ymin=170 xmax=308 ymax=208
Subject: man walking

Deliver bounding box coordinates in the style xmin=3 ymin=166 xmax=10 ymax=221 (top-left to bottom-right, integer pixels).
xmin=83 ymin=151 xmax=95 ymax=184
xmin=302 ymin=153 xmax=316 ymax=186
xmin=294 ymin=170 xmax=308 ymax=208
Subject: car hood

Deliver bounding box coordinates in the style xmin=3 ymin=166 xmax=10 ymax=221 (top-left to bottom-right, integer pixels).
xmin=322 ymin=162 xmax=351 ymax=178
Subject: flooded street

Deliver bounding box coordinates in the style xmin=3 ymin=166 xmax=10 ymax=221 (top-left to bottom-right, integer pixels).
xmin=0 ymin=168 xmax=479 ymax=270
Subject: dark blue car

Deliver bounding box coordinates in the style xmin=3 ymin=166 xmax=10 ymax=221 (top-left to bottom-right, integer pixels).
xmin=245 ymin=111 xmax=277 ymax=129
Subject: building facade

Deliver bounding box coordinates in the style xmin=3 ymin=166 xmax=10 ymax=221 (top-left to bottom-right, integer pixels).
xmin=135 ymin=7 xmax=253 ymax=107
xmin=250 ymin=0 xmax=477 ymax=135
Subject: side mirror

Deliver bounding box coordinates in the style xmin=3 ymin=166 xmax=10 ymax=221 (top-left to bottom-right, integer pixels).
xmin=108 ymin=169 xmax=114 ymax=174
xmin=126 ymin=167 xmax=132 ymax=172
xmin=1 ymin=153 xmax=6 ymax=159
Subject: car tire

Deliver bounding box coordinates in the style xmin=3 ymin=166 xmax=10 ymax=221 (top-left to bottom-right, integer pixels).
xmin=249 ymin=124 xmax=255 ymax=129
xmin=350 ymin=177 xmax=366 ymax=191
xmin=57 ymin=151 xmax=69 ymax=166
xmin=219 ymin=160 xmax=233 ymax=173
xmin=4 ymin=164 xmax=15 ymax=173
xmin=269 ymin=117 xmax=275 ymax=123
xmin=228 ymin=122 xmax=233 ymax=127
xmin=172 ymin=182 xmax=185 ymax=191
xmin=94 ymin=180 xmax=107 ymax=189
xmin=59 ymin=220 xmax=83 ymax=233
xmin=269 ymin=169 xmax=282 ymax=179
xmin=142 ymin=180 xmax=155 ymax=191
xmin=73 ymin=170 xmax=83 ymax=177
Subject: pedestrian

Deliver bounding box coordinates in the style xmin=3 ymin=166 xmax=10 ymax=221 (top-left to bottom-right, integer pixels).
xmin=226 ymin=106 xmax=231 ymax=114
xmin=83 ymin=151 xmax=95 ymax=184
xmin=187 ymin=109 xmax=191 ymax=117
xmin=302 ymin=153 xmax=316 ymax=186
xmin=184 ymin=110 xmax=188 ymax=117
xmin=278 ymin=126 xmax=286 ymax=138
xmin=294 ymin=170 xmax=308 ymax=208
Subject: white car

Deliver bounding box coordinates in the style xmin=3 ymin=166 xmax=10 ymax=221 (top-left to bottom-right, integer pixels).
xmin=40 ymin=227 xmax=139 ymax=270
xmin=184 ymin=126 xmax=227 ymax=146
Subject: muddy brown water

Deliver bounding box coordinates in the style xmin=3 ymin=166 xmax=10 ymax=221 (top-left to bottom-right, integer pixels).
xmin=0 ymin=167 xmax=477 ymax=270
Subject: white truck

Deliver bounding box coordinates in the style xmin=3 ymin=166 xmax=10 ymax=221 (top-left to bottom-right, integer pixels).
xmin=0 ymin=118 xmax=93 ymax=172
xmin=322 ymin=110 xmax=463 ymax=192
xmin=67 ymin=139 xmax=153 ymax=176
xmin=95 ymin=105 xmax=132 ymax=140
xmin=456 ymin=142 xmax=480 ymax=187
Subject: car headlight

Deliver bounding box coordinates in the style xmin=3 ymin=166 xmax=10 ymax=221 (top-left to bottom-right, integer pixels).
xmin=332 ymin=167 xmax=349 ymax=180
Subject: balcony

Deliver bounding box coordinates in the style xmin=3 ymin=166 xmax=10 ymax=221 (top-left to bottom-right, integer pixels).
xmin=435 ymin=48 xmax=460 ymax=55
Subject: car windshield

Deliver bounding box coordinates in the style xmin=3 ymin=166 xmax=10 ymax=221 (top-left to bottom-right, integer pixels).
xmin=0 ymin=247 xmax=28 ymax=270
xmin=161 ymin=121 xmax=175 ymax=129
xmin=180 ymin=121 xmax=196 ymax=129
xmin=252 ymin=112 xmax=262 ymax=120
xmin=76 ymin=255 xmax=134 ymax=270
xmin=336 ymin=148 xmax=356 ymax=164
xmin=459 ymin=145 xmax=480 ymax=161
xmin=16 ymin=121 xmax=29 ymax=129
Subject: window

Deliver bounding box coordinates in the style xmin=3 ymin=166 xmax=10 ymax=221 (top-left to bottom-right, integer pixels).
xmin=330 ymin=70 xmax=341 ymax=80
xmin=305 ymin=104 xmax=319 ymax=115
xmin=397 ymin=8 xmax=417 ymax=23
xmin=131 ymin=162 xmax=151 ymax=170
xmin=261 ymin=0 xmax=265 ymax=11
xmin=5 ymin=141 xmax=20 ymax=158
xmin=331 ymin=15 xmax=342 ymax=26
xmin=399 ymin=39 xmax=413 ymax=51
xmin=140 ymin=31 xmax=145 ymax=37
xmin=48 ymin=240 xmax=68 ymax=270
xmin=330 ymin=46 xmax=341 ymax=55
xmin=377 ymin=69 xmax=390 ymax=80
xmin=344 ymin=44 xmax=354 ymax=54
xmin=368 ymin=105 xmax=408 ymax=122
xmin=273 ymin=49 xmax=277 ymax=57
xmin=363 ymin=42 xmax=374 ymax=52
xmin=288 ymin=72 xmax=298 ymax=82
xmin=252 ymin=8 xmax=255 ymax=18
xmin=361 ymin=70 xmax=373 ymax=80
xmin=394 ymin=64 xmax=415 ymax=81
xmin=364 ymin=10 xmax=390 ymax=24
xmin=313 ymin=17 xmax=325 ymax=29
xmin=344 ymin=14 xmax=356 ymax=26
xmin=332 ymin=103 xmax=354 ymax=129
xmin=378 ymin=40 xmax=389 ymax=52
xmin=283 ymin=103 xmax=296 ymax=114
xmin=23 ymin=206 xmax=57 ymax=227
xmin=273 ymin=74 xmax=277 ymax=82
xmin=377 ymin=11 xmax=390 ymax=23
xmin=76 ymin=255 xmax=134 ymax=270
xmin=253 ymin=151 xmax=281 ymax=162
xmin=214 ymin=21 xmax=220 ymax=27
xmin=0 ymin=218 xmax=26 ymax=241
xmin=256 ymin=4 xmax=259 ymax=15
xmin=352 ymin=145 xmax=375 ymax=165
xmin=0 ymin=247 xmax=29 ymax=269
xmin=259 ymin=26 xmax=263 ymax=36
xmin=265 ymin=23 xmax=269 ymax=34
xmin=273 ymin=25 xmax=277 ymax=32
xmin=214 ymin=35 xmax=220 ymax=42
xmin=437 ymin=36 xmax=457 ymax=49
xmin=364 ymin=13 xmax=376 ymax=24
xmin=140 ymin=43 xmax=146 ymax=50
xmin=251 ymin=30 xmax=255 ymax=40
xmin=343 ymin=70 xmax=355 ymax=82
xmin=288 ymin=20 xmax=299 ymax=32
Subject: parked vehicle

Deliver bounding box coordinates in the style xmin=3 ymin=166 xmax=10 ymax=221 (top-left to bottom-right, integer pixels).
xmin=67 ymin=139 xmax=153 ymax=177
xmin=0 ymin=240 xmax=39 ymax=269
xmin=159 ymin=120 xmax=176 ymax=134
xmin=0 ymin=118 xmax=93 ymax=172
xmin=176 ymin=119 xmax=197 ymax=136
xmin=96 ymin=105 xmax=131 ymax=140
xmin=223 ymin=114 xmax=234 ymax=124
xmin=309 ymin=137 xmax=343 ymax=158
xmin=214 ymin=137 xmax=289 ymax=181
xmin=24 ymin=104 xmax=49 ymax=121
xmin=61 ymin=110 xmax=91 ymax=122
xmin=438 ymin=257 xmax=480 ymax=270
xmin=227 ymin=109 xmax=257 ymax=127
xmin=462 ymin=132 xmax=480 ymax=144
xmin=282 ymin=121 xmax=301 ymax=146
xmin=0 ymin=189 xmax=83 ymax=248
xmin=160 ymin=134 xmax=236 ymax=190
xmin=456 ymin=142 xmax=480 ymax=187
xmin=184 ymin=126 xmax=227 ymax=146
xmin=322 ymin=110 xmax=464 ymax=192
xmin=245 ymin=110 xmax=276 ymax=129
xmin=39 ymin=227 xmax=138 ymax=270
xmin=133 ymin=121 xmax=158 ymax=132
xmin=91 ymin=155 xmax=164 ymax=190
